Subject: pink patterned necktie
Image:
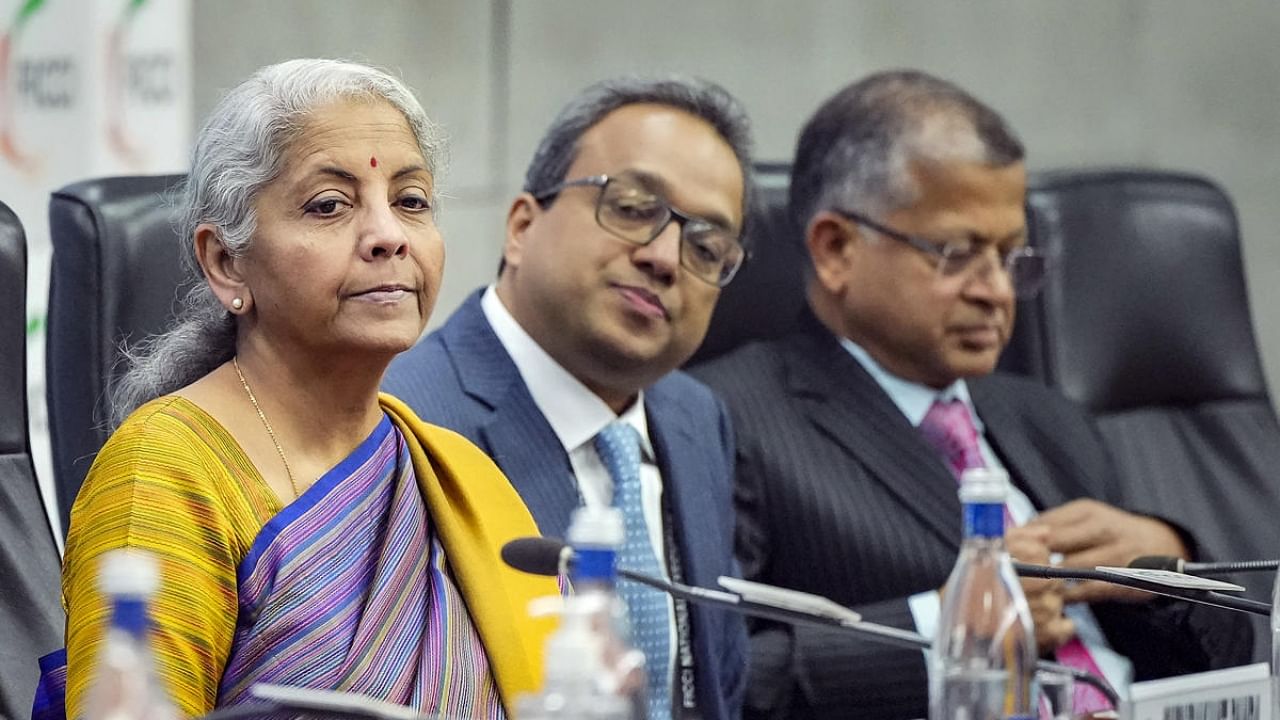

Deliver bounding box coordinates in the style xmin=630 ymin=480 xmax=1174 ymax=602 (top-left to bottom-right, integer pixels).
xmin=919 ymin=398 xmax=986 ymax=478
xmin=919 ymin=398 xmax=1113 ymax=714
xmin=919 ymin=398 xmax=1013 ymax=528
xmin=1056 ymin=638 xmax=1112 ymax=713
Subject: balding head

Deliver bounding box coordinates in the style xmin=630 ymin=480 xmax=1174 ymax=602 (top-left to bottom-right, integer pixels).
xmin=790 ymin=69 xmax=1024 ymax=231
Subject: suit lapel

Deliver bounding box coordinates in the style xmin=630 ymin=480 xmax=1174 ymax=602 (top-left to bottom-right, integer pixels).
xmin=644 ymin=382 xmax=712 ymax=584
xmin=644 ymin=380 xmax=726 ymax=715
xmin=970 ymin=379 xmax=1075 ymax=510
xmin=442 ymin=293 xmax=580 ymax=539
xmin=783 ymin=315 xmax=964 ymax=549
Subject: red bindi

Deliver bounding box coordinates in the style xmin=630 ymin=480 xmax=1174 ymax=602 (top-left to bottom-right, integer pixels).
xmin=370 ymin=156 xmax=378 ymax=168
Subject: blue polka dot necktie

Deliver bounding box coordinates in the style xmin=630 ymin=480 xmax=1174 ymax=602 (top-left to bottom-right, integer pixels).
xmin=594 ymin=421 xmax=671 ymax=720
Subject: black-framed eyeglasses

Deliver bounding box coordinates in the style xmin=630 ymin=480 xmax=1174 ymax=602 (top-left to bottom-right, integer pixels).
xmin=831 ymin=208 xmax=1048 ymax=299
xmin=533 ymin=173 xmax=748 ymax=288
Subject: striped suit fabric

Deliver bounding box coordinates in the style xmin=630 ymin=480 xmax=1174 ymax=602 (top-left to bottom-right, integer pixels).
xmin=691 ymin=309 xmax=1253 ymax=720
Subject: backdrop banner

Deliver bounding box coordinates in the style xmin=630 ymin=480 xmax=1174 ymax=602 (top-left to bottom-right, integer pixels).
xmin=0 ymin=0 xmax=191 ymax=541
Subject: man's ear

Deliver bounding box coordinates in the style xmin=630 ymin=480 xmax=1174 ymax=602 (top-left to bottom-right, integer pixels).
xmin=502 ymin=192 xmax=541 ymax=275
xmin=193 ymin=224 xmax=251 ymax=313
xmin=806 ymin=211 xmax=859 ymax=295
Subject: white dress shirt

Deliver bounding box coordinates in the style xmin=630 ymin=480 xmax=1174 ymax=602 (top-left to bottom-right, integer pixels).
xmin=481 ymin=286 xmax=679 ymax=678
xmin=841 ymin=338 xmax=1133 ymax=698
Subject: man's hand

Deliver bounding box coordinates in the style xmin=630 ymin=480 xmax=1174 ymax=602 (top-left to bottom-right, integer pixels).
xmin=1027 ymin=498 xmax=1189 ymax=604
xmin=1007 ymin=525 xmax=1075 ymax=654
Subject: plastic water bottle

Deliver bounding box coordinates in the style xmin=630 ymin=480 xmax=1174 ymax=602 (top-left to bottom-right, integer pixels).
xmin=516 ymin=506 xmax=640 ymax=719
xmin=84 ymin=549 xmax=177 ymax=720
xmin=566 ymin=506 xmax=647 ymax=719
xmin=930 ymin=468 xmax=1035 ymax=720
xmin=515 ymin=594 xmax=630 ymax=720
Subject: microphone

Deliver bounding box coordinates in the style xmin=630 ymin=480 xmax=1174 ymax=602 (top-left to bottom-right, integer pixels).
xmin=501 ymin=537 xmax=1120 ymax=706
xmin=1128 ymin=555 xmax=1280 ymax=576
xmin=501 ymin=536 xmax=572 ymax=576
xmin=1012 ymin=562 xmax=1270 ymax=616
xmin=502 ymin=537 xmax=925 ymax=650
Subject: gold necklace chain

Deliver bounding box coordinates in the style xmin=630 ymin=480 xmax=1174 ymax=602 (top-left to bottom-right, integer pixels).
xmin=233 ymin=357 xmax=301 ymax=499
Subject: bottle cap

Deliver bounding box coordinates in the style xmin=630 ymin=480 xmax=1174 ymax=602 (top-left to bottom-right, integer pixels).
xmin=958 ymin=467 xmax=1011 ymax=504
xmin=97 ymin=548 xmax=160 ymax=597
xmin=567 ymin=505 xmax=624 ymax=548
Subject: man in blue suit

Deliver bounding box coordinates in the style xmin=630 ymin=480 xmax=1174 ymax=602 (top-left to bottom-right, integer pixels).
xmin=384 ymin=76 xmax=753 ymax=720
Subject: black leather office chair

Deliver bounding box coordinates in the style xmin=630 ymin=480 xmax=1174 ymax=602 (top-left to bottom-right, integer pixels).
xmin=0 ymin=201 xmax=65 ymax=720
xmin=46 ymin=175 xmax=189 ymax=533
xmin=687 ymin=163 xmax=809 ymax=366
xmin=1017 ymin=169 xmax=1280 ymax=654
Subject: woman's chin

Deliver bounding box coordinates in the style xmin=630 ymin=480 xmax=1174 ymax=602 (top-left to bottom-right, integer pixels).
xmin=337 ymin=328 xmax=424 ymax=360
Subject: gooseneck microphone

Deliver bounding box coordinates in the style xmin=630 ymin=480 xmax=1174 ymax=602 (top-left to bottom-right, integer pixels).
xmin=501 ymin=537 xmax=1120 ymax=707
xmin=1012 ymin=562 xmax=1270 ymax=616
xmin=1128 ymin=555 xmax=1280 ymax=576
xmin=501 ymin=536 xmax=573 ymax=576
xmin=503 ymin=537 xmax=926 ymax=650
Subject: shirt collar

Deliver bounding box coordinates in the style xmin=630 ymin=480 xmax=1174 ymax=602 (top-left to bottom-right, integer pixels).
xmin=839 ymin=337 xmax=984 ymax=432
xmin=481 ymin=285 xmax=655 ymax=459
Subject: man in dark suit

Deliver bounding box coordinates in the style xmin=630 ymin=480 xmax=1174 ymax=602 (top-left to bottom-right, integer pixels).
xmin=692 ymin=70 xmax=1251 ymax=719
xmin=384 ymin=77 xmax=753 ymax=720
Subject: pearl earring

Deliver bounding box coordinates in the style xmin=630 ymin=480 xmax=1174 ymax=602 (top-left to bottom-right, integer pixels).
xmin=231 ymin=297 xmax=244 ymax=311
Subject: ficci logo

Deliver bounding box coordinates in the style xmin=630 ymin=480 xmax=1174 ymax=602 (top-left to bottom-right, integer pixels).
xmin=0 ymin=0 xmax=47 ymax=174
xmin=1 ymin=0 xmax=176 ymax=173
xmin=106 ymin=0 xmax=168 ymax=168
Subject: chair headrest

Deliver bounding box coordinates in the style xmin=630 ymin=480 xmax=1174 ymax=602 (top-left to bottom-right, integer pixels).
xmin=1026 ymin=169 xmax=1267 ymax=411
xmin=45 ymin=174 xmax=188 ymax=530
xmin=48 ymin=173 xmax=190 ymax=386
xmin=687 ymin=163 xmax=808 ymax=366
xmin=0 ymin=201 xmax=28 ymax=454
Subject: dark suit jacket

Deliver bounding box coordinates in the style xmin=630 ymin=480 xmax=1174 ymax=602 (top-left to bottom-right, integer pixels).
xmin=383 ymin=290 xmax=747 ymax=720
xmin=690 ymin=311 xmax=1252 ymax=720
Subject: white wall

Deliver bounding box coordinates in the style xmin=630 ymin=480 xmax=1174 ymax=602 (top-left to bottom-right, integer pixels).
xmin=192 ymin=0 xmax=1280 ymax=391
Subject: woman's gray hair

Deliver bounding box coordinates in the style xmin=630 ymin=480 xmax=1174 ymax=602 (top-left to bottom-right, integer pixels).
xmin=523 ymin=75 xmax=754 ymax=219
xmin=109 ymin=58 xmax=442 ymax=429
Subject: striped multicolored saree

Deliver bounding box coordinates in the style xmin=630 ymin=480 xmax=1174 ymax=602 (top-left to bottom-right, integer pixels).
xmin=218 ymin=411 xmax=506 ymax=716
xmin=35 ymin=395 xmax=556 ymax=720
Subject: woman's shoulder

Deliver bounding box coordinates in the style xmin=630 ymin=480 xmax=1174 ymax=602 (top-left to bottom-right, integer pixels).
xmin=379 ymin=393 xmax=499 ymax=470
xmin=88 ymin=395 xmax=251 ymax=499
xmin=72 ymin=395 xmax=276 ymax=556
xmin=114 ymin=394 xmax=220 ymax=434
xmin=100 ymin=396 xmax=235 ymax=466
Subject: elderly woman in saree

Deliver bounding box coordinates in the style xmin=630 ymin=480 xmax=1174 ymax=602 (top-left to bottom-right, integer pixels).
xmin=39 ymin=58 xmax=557 ymax=720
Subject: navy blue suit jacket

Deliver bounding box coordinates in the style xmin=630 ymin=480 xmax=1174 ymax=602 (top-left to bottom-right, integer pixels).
xmin=384 ymin=290 xmax=747 ymax=720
